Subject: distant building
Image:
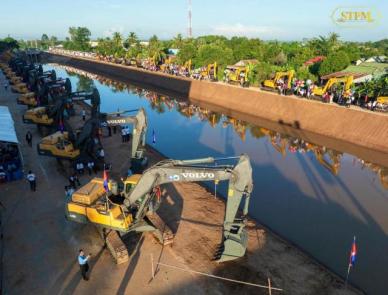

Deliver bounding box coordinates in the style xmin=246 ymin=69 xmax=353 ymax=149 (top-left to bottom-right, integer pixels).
xmin=355 ymin=56 xmax=386 ymax=65
xmin=89 ymin=41 xmax=99 ymax=48
xmin=168 ymin=48 xmax=179 ymax=55
xmin=321 ymin=60 xmax=387 ymax=83
xmin=234 ymin=59 xmax=258 ymax=67
xmin=303 ymin=56 xmax=325 ymax=66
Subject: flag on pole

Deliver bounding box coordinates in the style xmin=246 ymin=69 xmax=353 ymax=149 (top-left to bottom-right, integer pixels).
xmin=152 ymin=129 xmax=156 ymax=144
xmin=345 ymin=236 xmax=357 ymax=285
xmin=349 ymin=236 xmax=357 ymax=267
xmin=103 ymin=168 xmax=109 ymax=192
xmin=59 ymin=119 xmax=64 ymax=133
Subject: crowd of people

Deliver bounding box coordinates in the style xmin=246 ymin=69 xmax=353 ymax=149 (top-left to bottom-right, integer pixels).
xmin=0 ymin=142 xmax=23 ymax=183
xmin=274 ymin=76 xmax=386 ymax=111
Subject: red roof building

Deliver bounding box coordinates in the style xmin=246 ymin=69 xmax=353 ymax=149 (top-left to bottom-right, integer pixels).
xmin=303 ymin=56 xmax=325 ymax=66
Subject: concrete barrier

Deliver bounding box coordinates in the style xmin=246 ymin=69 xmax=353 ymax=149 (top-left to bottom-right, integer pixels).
xmin=46 ymin=53 xmax=388 ymax=160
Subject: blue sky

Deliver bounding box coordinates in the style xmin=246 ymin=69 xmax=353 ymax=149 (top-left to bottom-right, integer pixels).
xmin=0 ymin=0 xmax=386 ymax=41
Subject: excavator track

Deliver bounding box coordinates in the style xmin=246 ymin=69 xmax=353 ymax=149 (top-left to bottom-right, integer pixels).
xmin=146 ymin=212 xmax=174 ymax=246
xmin=97 ymin=228 xmax=129 ymax=264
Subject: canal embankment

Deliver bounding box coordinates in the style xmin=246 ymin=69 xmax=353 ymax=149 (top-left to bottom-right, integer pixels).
xmin=45 ymin=53 xmax=388 ymax=167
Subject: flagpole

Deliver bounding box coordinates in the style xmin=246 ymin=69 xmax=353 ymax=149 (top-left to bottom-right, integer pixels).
xmin=345 ymin=235 xmax=356 ymax=289
xmin=345 ymin=264 xmax=351 ymax=288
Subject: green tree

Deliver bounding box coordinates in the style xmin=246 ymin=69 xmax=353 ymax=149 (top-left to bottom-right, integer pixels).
xmin=172 ymin=33 xmax=184 ymax=49
xmin=177 ymin=41 xmax=196 ymax=64
xmin=49 ymin=36 xmax=58 ymax=47
xmin=0 ymin=36 xmax=19 ymax=52
xmin=124 ymin=32 xmax=138 ymax=49
xmin=318 ymin=51 xmax=350 ymax=76
xmin=67 ymin=26 xmax=91 ymax=51
xmin=40 ymin=34 xmax=49 ymax=49
xmin=148 ymin=35 xmax=167 ymax=63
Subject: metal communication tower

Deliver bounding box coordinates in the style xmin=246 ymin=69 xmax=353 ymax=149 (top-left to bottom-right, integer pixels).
xmin=188 ymin=0 xmax=192 ymax=38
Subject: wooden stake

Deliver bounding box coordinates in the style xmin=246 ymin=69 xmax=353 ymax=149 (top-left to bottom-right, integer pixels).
xmin=268 ymin=278 xmax=272 ymax=295
xmin=151 ymin=254 xmax=155 ymax=279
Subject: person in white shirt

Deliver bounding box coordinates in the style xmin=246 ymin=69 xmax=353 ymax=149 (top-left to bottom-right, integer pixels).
xmin=121 ymin=126 xmax=126 ymax=142
xmin=99 ymin=149 xmax=105 ymax=159
xmin=81 ymin=109 xmax=86 ymax=121
xmin=87 ymin=161 xmax=95 ymax=175
xmin=26 ymin=170 xmax=36 ymax=191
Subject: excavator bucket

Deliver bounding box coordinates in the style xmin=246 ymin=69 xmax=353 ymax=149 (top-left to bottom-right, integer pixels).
xmin=213 ymin=223 xmax=248 ymax=262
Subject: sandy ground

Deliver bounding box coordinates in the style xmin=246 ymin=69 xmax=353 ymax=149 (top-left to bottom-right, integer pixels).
xmin=0 ymin=69 xmax=362 ymax=294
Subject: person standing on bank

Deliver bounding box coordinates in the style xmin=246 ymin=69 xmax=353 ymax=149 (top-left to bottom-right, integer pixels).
xmin=81 ymin=109 xmax=86 ymax=121
xmin=78 ymin=249 xmax=91 ymax=281
xmin=26 ymin=170 xmax=36 ymax=191
xmin=26 ymin=131 xmax=32 ymax=147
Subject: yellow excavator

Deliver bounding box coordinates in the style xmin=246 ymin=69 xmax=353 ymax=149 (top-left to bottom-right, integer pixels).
xmin=313 ymin=147 xmax=341 ymax=175
xmin=66 ymin=154 xmax=253 ymax=263
xmin=224 ymin=65 xmax=250 ymax=87
xmin=18 ymin=74 xmax=68 ymax=107
xmin=159 ymin=57 xmax=174 ymax=72
xmin=261 ymin=70 xmax=295 ymax=94
xmin=313 ymin=75 xmax=354 ymax=99
xmin=194 ymin=62 xmax=217 ymax=81
xmin=376 ymin=88 xmax=388 ymax=112
xmin=37 ymin=109 xmax=147 ymax=167
xmin=23 ymin=88 xmax=99 ymax=127
xmin=180 ymin=59 xmax=192 ymax=77
xmin=260 ymin=128 xmax=287 ymax=157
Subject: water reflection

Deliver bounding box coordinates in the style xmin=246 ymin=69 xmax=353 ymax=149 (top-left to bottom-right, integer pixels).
xmin=49 ymin=63 xmax=388 ymax=190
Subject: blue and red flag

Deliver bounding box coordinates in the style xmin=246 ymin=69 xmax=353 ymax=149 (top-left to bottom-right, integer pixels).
xmin=103 ymin=168 xmax=109 ymax=192
xmin=349 ymin=236 xmax=357 ymax=267
xmin=345 ymin=236 xmax=357 ymax=284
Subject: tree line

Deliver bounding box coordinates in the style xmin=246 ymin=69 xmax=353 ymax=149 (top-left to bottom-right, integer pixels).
xmin=8 ymin=26 xmax=388 ymax=86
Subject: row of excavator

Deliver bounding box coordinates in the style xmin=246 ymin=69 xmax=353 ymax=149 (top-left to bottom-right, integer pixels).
xmin=0 ymin=51 xmax=254 ymax=264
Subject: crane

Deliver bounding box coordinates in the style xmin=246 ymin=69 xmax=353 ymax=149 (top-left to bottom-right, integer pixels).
xmin=66 ymin=154 xmax=253 ymax=262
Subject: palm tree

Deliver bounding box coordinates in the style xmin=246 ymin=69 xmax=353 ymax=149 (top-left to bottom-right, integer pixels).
xmin=125 ymin=32 xmax=138 ymax=49
xmin=172 ymin=33 xmax=184 ymax=49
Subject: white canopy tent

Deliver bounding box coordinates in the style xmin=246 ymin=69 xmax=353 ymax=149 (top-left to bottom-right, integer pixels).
xmin=0 ymin=106 xmax=18 ymax=144
xmin=0 ymin=105 xmax=24 ymax=181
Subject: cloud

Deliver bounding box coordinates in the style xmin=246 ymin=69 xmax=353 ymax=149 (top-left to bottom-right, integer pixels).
xmin=211 ymin=23 xmax=284 ymax=38
xmin=102 ymin=26 xmax=124 ymax=38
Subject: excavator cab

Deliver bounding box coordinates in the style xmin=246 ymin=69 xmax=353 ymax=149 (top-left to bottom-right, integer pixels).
xmin=262 ymin=70 xmax=295 ymax=94
xmin=66 ymin=175 xmax=140 ymax=231
xmin=17 ymin=92 xmax=38 ymax=106
xmin=37 ymin=131 xmax=80 ymax=159
xmin=66 ymin=177 xmax=134 ymax=230
xmin=23 ymin=107 xmax=53 ymax=125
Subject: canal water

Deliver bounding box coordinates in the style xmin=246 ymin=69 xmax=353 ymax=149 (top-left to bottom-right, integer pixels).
xmin=47 ymin=64 xmax=388 ymax=294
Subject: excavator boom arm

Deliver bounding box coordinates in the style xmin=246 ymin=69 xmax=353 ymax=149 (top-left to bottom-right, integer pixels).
xmin=102 ymin=108 xmax=147 ymax=159
xmin=124 ymin=154 xmax=253 ymax=262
